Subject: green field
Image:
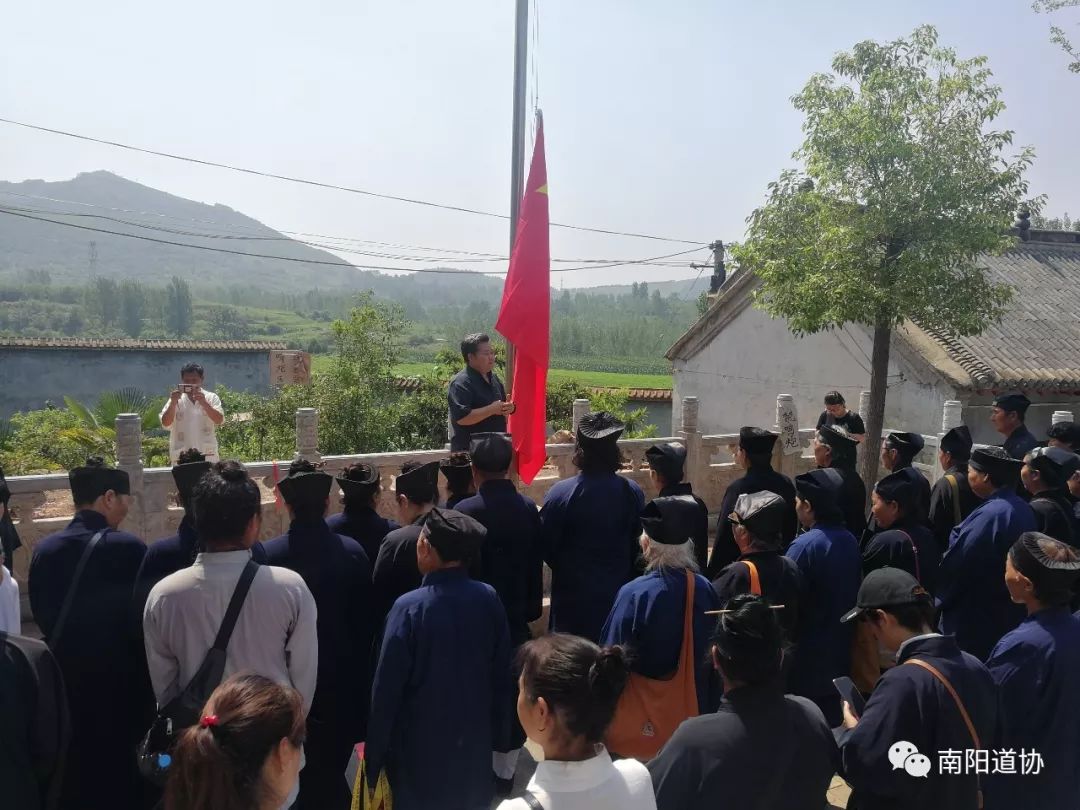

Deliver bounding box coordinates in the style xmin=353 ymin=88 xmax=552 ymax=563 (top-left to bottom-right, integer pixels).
xmin=310 ymin=356 xmax=672 ymax=389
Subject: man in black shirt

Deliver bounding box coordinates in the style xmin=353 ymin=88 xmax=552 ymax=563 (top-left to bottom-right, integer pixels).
xmin=816 ymin=391 xmax=866 ymax=442
xmin=447 ymin=333 xmax=513 ymax=452
xmin=991 ymin=391 xmax=1039 ymax=460
xmin=645 ymin=442 xmax=709 ymax=570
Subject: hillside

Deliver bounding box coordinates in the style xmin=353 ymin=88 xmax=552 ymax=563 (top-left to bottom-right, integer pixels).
xmin=0 ymin=171 xmax=508 ymax=298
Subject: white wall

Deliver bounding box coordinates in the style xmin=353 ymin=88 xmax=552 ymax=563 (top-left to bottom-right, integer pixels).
xmin=672 ymin=303 xmax=954 ymax=437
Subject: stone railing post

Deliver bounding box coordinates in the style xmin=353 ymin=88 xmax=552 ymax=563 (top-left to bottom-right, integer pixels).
xmin=942 ymin=400 xmax=963 ymax=432
xmin=776 ymin=394 xmax=801 ymax=478
xmin=115 ymin=413 xmax=146 ymax=536
xmin=1052 ymin=410 xmax=1074 ymax=425
xmin=572 ymin=399 xmax=591 ymax=435
xmin=857 ymin=390 xmax=871 ymax=421
xmin=679 ymin=396 xmax=701 ymax=490
xmin=295 ymin=408 xmax=321 ymax=462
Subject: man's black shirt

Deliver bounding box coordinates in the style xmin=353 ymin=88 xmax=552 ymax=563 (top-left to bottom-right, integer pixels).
xmin=448 ymin=366 xmax=507 ymax=452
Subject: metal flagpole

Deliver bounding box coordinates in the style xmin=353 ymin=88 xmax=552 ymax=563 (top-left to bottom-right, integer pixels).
xmin=506 ymin=0 xmax=529 ymax=396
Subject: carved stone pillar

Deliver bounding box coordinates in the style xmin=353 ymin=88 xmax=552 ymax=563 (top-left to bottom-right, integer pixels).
xmin=115 ymin=413 xmax=145 ymax=536
xmin=295 ymin=408 xmax=321 ymax=462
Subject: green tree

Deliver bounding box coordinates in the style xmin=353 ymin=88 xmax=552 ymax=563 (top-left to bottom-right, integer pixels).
xmin=206 ymin=305 xmax=251 ymax=340
xmin=734 ymin=25 xmax=1035 ymax=486
xmin=165 ymin=276 xmax=194 ymax=337
xmin=85 ymin=277 xmax=120 ymax=328
xmin=1034 ymin=0 xmax=1080 ymax=72
xmin=119 ymin=280 xmax=146 ymax=337
xmin=696 ymin=291 xmax=710 ymax=316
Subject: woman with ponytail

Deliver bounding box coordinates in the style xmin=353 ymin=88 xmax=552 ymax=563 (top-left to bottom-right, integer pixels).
xmin=165 ymin=673 xmax=305 ymax=810
xmin=498 ymin=634 xmax=656 ymax=810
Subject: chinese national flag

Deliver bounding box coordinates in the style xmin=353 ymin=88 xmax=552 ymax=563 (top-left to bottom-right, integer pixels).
xmin=496 ymin=115 xmax=549 ymax=484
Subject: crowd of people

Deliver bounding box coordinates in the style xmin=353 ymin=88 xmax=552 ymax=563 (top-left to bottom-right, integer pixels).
xmin=5 ymin=377 xmax=1080 ymax=810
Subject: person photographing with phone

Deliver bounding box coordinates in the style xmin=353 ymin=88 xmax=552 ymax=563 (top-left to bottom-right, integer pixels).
xmin=159 ymin=362 xmax=225 ymax=464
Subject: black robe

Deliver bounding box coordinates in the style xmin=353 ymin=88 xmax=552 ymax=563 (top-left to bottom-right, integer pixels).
xmin=861 ymin=517 xmax=940 ymax=594
xmin=706 ymin=464 xmax=797 ymax=580
xmin=1003 ymin=424 xmax=1039 ymax=460
xmin=372 ymin=512 xmax=432 ymax=625
xmin=1030 ymin=489 xmax=1078 ymax=547
xmin=28 ymin=510 xmax=147 ymax=810
xmin=649 ymin=682 xmax=837 ymax=810
xmin=263 ymin=518 xmax=374 ymax=810
xmin=711 ymin=549 xmax=804 ymax=642
xmin=833 ymin=463 xmax=868 ymax=538
xmin=326 ymin=507 xmax=399 ymax=568
xmin=928 ymin=464 xmax=980 ymax=554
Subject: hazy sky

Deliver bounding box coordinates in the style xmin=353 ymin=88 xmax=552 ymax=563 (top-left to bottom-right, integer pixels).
xmin=2 ymin=0 xmax=1077 ymax=288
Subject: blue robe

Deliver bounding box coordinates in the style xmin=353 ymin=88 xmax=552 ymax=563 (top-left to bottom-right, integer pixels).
xmin=784 ymin=522 xmax=861 ymax=722
xmin=840 ymin=634 xmax=997 ymax=810
xmin=454 ymin=479 xmax=543 ymax=647
xmin=540 ymin=472 xmax=645 ymax=641
xmin=28 ymin=510 xmax=147 ymax=810
xmin=326 ymin=507 xmax=399 ymax=568
xmin=936 ymin=488 xmax=1036 ymax=661
xmin=366 ymin=567 xmax=512 ymax=810
xmin=984 ymin=608 xmax=1080 ymax=810
xmin=600 ymin=569 xmax=720 ymax=713
xmin=264 ymin=518 xmax=374 ymax=810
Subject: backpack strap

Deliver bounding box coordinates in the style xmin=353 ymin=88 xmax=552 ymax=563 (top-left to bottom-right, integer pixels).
xmin=945 ymin=474 xmax=962 ymax=526
xmin=904 ymin=657 xmax=984 ymax=808
xmin=521 ymin=791 xmax=545 ymax=810
xmin=895 ymin=530 xmax=921 ymax=584
xmin=49 ymin=530 xmax=106 ymax=651
xmin=742 ymin=559 xmax=762 ymax=596
xmin=210 ymin=559 xmax=260 ymax=652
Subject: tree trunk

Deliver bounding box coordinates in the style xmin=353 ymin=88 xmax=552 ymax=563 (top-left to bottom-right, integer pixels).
xmin=858 ymin=314 xmax=893 ymax=494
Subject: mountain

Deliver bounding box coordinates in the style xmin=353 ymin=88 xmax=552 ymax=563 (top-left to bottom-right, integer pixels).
xmin=566 ymin=277 xmax=708 ymax=300
xmin=0 ymin=171 xmax=504 ymax=297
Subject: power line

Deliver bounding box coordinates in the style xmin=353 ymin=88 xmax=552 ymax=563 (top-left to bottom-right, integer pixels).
xmin=0 ymin=201 xmax=701 ymax=268
xmin=0 ymin=206 xmax=706 ymax=275
xmin=0 ymin=116 xmax=707 ymax=246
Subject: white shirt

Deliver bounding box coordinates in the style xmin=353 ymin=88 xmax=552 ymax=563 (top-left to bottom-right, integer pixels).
xmin=497 ymin=747 xmax=656 ymax=810
xmin=160 ymin=389 xmax=223 ymax=463
xmin=0 ymin=565 xmax=20 ymax=634
xmin=143 ymin=549 xmax=318 ymax=713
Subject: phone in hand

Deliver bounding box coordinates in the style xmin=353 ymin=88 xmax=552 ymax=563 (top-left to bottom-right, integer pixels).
xmin=833 ymin=676 xmax=866 ymax=718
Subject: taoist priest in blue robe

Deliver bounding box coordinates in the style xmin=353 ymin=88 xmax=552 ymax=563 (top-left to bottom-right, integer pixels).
xmin=784 ymin=467 xmax=861 ymax=726
xmin=326 ymin=462 xmax=399 ymax=565
xmin=540 ymin=411 xmax=644 ymax=642
xmin=366 ymin=508 xmax=513 ymax=810
xmin=936 ymin=445 xmax=1036 ymax=661
xmin=644 ymin=441 xmax=710 ymax=571
xmin=28 ymin=458 xmax=148 ymax=810
xmin=265 ymin=459 xmax=374 ymax=810
xmin=984 ymin=533 xmax=1080 ymax=810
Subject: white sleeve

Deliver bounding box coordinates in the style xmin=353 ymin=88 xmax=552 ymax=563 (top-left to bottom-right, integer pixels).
xmin=159 ymin=398 xmax=173 ymax=430
xmin=143 ymin=593 xmax=180 ymax=705
xmin=0 ymin=567 xmax=20 ymax=635
xmin=206 ymin=390 xmax=224 ymax=416
xmin=285 ymin=578 xmax=319 ymax=715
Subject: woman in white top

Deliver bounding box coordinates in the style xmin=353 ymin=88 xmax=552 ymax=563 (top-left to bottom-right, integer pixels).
xmin=498 ymin=634 xmax=656 ymax=810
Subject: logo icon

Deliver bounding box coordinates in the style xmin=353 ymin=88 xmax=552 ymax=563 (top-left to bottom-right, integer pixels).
xmin=888 ymin=741 xmax=930 ymax=777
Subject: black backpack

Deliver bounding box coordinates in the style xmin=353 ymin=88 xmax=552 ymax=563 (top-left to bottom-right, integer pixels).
xmin=137 ymin=559 xmax=260 ymax=785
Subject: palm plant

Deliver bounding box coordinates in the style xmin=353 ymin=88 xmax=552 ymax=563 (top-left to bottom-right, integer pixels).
xmin=61 ymin=388 xmax=170 ymax=465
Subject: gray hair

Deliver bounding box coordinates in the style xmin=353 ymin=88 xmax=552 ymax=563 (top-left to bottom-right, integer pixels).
xmin=640 ymin=535 xmax=699 ymax=573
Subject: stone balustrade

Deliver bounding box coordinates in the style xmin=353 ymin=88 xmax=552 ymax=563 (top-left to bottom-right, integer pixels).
xmin=7 ymin=394 xmax=1064 ymax=625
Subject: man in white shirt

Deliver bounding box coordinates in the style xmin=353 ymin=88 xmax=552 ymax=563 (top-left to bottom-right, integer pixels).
xmin=143 ymin=461 xmax=318 ymax=714
xmin=159 ymin=362 xmax=225 ymax=464
xmin=0 ymin=552 xmax=19 ymax=635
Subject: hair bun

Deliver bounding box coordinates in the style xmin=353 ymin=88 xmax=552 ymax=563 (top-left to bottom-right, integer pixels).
xmin=85 ymin=456 xmax=106 ymax=468
xmin=588 ymin=645 xmax=631 ymax=700
xmin=216 ymin=461 xmax=249 ymax=483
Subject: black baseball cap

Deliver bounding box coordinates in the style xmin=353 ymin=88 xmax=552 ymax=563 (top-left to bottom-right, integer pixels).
xmin=840 ymin=568 xmax=932 ymax=624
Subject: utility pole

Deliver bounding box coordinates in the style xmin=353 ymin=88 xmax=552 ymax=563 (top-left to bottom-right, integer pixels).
xmin=708 ymin=240 xmax=725 ymax=293
xmin=505 ymin=0 xmax=529 ymax=395
xmin=88 ymin=240 xmax=98 ymax=278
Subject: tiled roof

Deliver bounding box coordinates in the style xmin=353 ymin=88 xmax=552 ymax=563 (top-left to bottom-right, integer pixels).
xmin=593 ymin=387 xmax=673 ymax=402
xmin=908 ymin=234 xmax=1080 ymax=391
xmin=0 ymin=338 xmax=289 ymax=352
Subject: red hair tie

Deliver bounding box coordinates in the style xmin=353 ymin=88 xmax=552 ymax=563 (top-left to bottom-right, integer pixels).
xmin=199 ymin=714 xmax=219 ymax=728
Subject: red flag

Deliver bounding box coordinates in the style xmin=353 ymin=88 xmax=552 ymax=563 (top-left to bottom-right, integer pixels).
xmin=496 ymin=116 xmax=549 ymax=484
